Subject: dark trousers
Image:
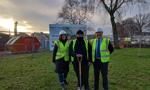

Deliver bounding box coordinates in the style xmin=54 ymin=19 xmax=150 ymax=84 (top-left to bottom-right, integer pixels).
xmin=55 ymin=58 xmax=69 ymax=86
xmin=93 ymin=59 xmax=108 ymax=90
xmin=73 ymin=61 xmax=89 ymax=89
xmin=58 ymin=72 xmax=68 ymax=86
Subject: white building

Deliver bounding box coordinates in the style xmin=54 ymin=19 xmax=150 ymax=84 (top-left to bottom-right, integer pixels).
xmin=49 ymin=24 xmax=87 ymax=51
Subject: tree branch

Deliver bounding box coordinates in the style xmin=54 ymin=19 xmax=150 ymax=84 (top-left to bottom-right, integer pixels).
xmin=113 ymin=0 xmax=125 ymax=13
xmin=101 ymin=0 xmax=111 ymax=13
xmin=110 ymin=0 xmax=113 ymax=10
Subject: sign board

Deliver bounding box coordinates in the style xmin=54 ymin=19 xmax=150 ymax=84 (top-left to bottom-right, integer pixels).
xmin=49 ymin=24 xmax=87 ymax=51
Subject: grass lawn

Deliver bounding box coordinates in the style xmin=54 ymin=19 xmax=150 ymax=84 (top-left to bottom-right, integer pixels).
xmin=0 ymin=48 xmax=150 ymax=90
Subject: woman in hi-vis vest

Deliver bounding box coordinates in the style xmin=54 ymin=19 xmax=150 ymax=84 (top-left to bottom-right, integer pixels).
xmin=52 ymin=30 xmax=70 ymax=90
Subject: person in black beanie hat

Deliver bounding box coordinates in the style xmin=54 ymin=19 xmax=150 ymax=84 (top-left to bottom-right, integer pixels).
xmin=69 ymin=30 xmax=92 ymax=90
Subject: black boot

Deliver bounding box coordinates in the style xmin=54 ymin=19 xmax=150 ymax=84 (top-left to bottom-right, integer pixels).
xmin=61 ymin=83 xmax=66 ymax=90
xmin=64 ymin=80 xmax=68 ymax=85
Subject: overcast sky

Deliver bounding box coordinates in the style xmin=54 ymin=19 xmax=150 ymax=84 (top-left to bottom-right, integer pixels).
xmin=0 ymin=0 xmax=64 ymax=33
xmin=0 ymin=0 xmax=149 ymax=35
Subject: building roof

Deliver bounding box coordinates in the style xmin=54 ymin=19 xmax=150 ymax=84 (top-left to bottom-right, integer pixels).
xmin=6 ymin=36 xmax=21 ymax=45
xmin=31 ymin=32 xmax=49 ymax=40
xmin=0 ymin=33 xmax=9 ymax=38
xmin=142 ymin=22 xmax=150 ymax=32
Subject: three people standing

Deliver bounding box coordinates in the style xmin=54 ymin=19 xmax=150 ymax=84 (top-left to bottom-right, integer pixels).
xmin=52 ymin=28 xmax=114 ymax=90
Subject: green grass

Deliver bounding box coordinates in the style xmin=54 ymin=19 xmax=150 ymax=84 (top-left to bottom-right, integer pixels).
xmin=0 ymin=48 xmax=150 ymax=90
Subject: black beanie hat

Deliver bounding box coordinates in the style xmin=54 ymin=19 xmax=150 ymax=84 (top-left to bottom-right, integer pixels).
xmin=76 ymin=30 xmax=84 ymax=34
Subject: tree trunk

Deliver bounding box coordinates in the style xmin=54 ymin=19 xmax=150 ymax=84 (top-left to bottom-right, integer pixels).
xmin=110 ymin=14 xmax=119 ymax=48
xmin=139 ymin=26 xmax=142 ymax=34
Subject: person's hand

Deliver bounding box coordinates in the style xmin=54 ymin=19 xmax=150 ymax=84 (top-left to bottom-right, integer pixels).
xmin=76 ymin=54 xmax=82 ymax=62
xmin=76 ymin=54 xmax=82 ymax=58
xmin=88 ymin=62 xmax=91 ymax=66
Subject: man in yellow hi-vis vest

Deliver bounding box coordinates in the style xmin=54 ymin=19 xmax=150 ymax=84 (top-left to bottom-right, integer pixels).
xmin=90 ymin=28 xmax=114 ymax=90
xmin=52 ymin=30 xmax=70 ymax=90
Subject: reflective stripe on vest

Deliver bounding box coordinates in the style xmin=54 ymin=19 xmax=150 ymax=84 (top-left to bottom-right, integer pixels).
xmin=71 ymin=39 xmax=88 ymax=61
xmin=55 ymin=40 xmax=69 ymax=61
xmin=91 ymin=38 xmax=110 ymax=63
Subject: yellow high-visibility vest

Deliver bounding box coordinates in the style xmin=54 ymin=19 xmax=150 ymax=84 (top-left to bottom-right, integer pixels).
xmin=91 ymin=38 xmax=110 ymax=63
xmin=55 ymin=40 xmax=69 ymax=61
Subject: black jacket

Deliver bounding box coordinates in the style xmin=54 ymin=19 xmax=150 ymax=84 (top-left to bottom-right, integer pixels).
xmin=69 ymin=39 xmax=92 ymax=62
xmin=108 ymin=41 xmax=114 ymax=54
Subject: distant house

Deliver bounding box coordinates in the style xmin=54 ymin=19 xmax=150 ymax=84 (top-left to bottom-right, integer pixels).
xmin=0 ymin=33 xmax=10 ymax=51
xmin=142 ymin=22 xmax=150 ymax=36
xmin=142 ymin=22 xmax=150 ymax=32
xmin=31 ymin=32 xmax=49 ymax=50
xmin=6 ymin=34 xmax=40 ymax=53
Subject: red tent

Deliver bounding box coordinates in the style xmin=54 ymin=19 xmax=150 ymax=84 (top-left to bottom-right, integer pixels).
xmin=6 ymin=35 xmax=40 ymax=53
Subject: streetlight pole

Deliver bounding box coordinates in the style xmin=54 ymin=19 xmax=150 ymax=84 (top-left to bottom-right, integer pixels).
xmin=14 ymin=21 xmax=18 ymax=36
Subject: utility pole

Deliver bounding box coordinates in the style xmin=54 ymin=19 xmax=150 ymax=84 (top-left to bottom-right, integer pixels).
xmin=14 ymin=21 xmax=18 ymax=36
xmin=9 ymin=28 xmax=10 ymax=37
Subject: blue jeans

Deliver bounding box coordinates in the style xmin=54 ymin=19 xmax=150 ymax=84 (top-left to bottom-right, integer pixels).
xmin=58 ymin=73 xmax=67 ymax=86
xmin=93 ymin=59 xmax=108 ymax=90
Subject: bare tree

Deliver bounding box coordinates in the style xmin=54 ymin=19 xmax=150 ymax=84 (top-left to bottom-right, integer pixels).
xmin=84 ymin=0 xmax=148 ymax=48
xmin=117 ymin=13 xmax=150 ymax=38
xmin=116 ymin=18 xmax=138 ymax=38
xmin=134 ymin=13 xmax=150 ymax=33
xmin=122 ymin=18 xmax=139 ymax=37
xmin=58 ymin=0 xmax=94 ymax=25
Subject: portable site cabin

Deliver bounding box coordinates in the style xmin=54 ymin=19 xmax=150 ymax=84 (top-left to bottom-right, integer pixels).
xmin=49 ymin=24 xmax=87 ymax=51
xmin=0 ymin=33 xmax=10 ymax=51
xmin=6 ymin=35 xmax=40 ymax=53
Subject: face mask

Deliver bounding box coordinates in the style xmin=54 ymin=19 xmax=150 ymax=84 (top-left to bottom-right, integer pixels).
xmin=77 ymin=37 xmax=84 ymax=41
